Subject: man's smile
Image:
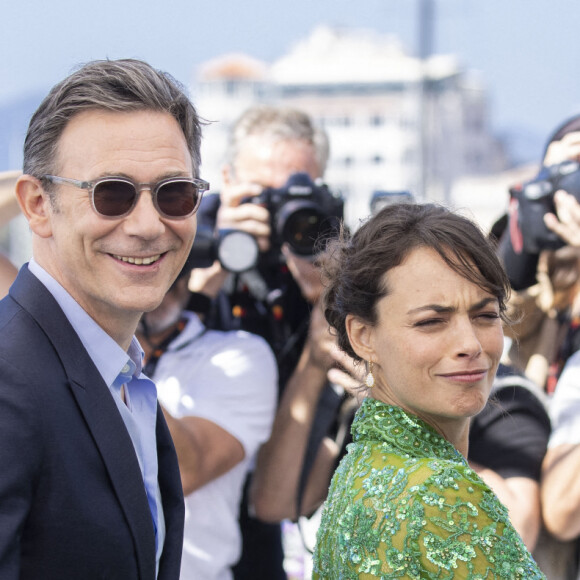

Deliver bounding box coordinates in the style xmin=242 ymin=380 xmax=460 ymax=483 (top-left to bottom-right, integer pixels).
xmin=112 ymin=253 xmax=162 ymax=265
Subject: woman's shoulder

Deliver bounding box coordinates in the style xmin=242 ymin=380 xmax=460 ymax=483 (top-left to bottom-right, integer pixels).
xmin=361 ymin=445 xmax=511 ymax=520
xmin=317 ymin=444 xmax=545 ymax=579
xmin=346 ymin=439 xmax=477 ymax=486
xmin=336 ymin=441 xmax=493 ymax=514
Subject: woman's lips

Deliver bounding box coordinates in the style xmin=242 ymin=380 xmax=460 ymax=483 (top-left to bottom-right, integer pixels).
xmin=439 ymin=369 xmax=488 ymax=383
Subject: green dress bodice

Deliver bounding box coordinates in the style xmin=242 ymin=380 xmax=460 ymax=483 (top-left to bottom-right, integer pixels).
xmin=312 ymin=398 xmax=546 ymax=579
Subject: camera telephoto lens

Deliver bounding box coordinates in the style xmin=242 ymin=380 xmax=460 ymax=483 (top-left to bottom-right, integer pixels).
xmin=277 ymin=202 xmax=329 ymax=256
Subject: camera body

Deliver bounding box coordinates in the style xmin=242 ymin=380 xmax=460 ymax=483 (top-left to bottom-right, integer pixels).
xmin=243 ymin=172 xmax=344 ymax=263
xmin=511 ymin=159 xmax=580 ymax=253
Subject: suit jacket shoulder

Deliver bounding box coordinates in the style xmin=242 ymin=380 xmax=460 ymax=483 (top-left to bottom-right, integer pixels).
xmin=0 ymin=265 xmax=183 ymax=580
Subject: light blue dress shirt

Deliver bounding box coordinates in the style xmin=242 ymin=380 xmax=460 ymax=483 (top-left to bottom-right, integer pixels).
xmin=28 ymin=260 xmax=166 ymax=575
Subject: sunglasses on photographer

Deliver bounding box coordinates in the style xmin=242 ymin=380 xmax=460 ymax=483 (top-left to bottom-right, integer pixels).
xmin=42 ymin=175 xmax=210 ymax=219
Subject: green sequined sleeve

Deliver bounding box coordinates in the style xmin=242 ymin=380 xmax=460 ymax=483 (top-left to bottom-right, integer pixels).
xmin=313 ymin=432 xmax=546 ymax=579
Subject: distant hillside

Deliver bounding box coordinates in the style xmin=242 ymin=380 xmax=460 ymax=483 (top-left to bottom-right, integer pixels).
xmin=0 ymin=93 xmax=44 ymax=171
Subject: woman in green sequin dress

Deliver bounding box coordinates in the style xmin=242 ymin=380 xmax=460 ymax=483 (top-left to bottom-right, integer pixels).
xmin=312 ymin=203 xmax=545 ymax=579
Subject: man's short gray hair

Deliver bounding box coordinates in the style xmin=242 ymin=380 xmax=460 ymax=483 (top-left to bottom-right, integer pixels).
xmin=24 ymin=58 xmax=204 ymax=178
xmin=225 ymin=105 xmax=329 ymax=176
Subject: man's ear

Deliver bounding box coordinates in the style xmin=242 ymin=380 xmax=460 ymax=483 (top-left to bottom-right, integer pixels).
xmin=15 ymin=175 xmax=53 ymax=238
xmin=345 ymin=313 xmax=375 ymax=362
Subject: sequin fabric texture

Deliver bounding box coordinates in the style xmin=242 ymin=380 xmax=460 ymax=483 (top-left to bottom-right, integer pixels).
xmin=312 ymin=398 xmax=546 ymax=579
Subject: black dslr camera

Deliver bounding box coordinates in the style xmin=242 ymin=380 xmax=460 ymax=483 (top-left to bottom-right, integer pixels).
xmin=510 ymin=159 xmax=580 ymax=253
xmin=243 ymin=172 xmax=344 ymax=264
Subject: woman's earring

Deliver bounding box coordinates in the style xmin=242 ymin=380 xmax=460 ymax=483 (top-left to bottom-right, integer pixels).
xmin=365 ymin=361 xmax=375 ymax=388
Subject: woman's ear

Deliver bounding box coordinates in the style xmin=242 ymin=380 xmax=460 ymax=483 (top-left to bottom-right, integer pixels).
xmin=346 ymin=313 xmax=375 ymax=362
xmin=15 ymin=175 xmax=53 ymax=238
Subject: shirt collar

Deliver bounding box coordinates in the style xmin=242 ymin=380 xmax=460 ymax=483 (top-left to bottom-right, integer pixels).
xmin=28 ymin=259 xmax=143 ymax=387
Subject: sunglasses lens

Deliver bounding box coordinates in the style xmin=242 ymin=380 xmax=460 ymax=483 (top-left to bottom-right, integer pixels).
xmin=93 ymin=180 xmax=136 ymax=217
xmin=157 ymin=181 xmax=200 ymax=217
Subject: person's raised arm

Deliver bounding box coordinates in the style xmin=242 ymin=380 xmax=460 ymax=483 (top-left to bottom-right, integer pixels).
xmin=161 ymin=411 xmax=245 ymax=496
xmin=541 ymin=354 xmax=580 ymax=540
xmin=250 ymin=299 xmax=338 ymax=521
xmin=251 ymin=246 xmax=365 ymax=521
xmin=541 ymin=443 xmax=580 ymax=540
xmin=156 ymin=322 xmax=278 ymax=497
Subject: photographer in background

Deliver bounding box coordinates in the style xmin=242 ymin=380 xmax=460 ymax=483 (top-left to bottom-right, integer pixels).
xmin=541 ymin=345 xmax=580 ymax=580
xmin=499 ymin=115 xmax=580 ymax=290
xmin=528 ymin=118 xmax=580 ymax=580
xmin=192 ymin=105 xmax=356 ymax=579
xmin=498 ymin=115 xmax=580 ymax=392
xmin=137 ymin=251 xmax=278 ymax=580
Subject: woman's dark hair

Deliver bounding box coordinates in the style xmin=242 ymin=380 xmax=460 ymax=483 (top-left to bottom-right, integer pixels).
xmin=319 ymin=203 xmax=511 ymax=361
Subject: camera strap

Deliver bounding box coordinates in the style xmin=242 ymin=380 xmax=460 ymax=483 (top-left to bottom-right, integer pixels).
xmin=239 ymin=269 xmax=270 ymax=302
xmin=142 ymin=317 xmax=207 ymax=378
xmin=295 ymin=382 xmax=343 ymax=552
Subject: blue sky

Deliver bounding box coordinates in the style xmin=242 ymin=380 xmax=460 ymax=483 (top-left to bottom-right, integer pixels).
xmin=2 ymin=0 xmax=580 ymax=155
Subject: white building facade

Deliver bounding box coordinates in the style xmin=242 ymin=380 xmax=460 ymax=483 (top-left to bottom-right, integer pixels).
xmin=192 ymin=26 xmax=508 ymax=228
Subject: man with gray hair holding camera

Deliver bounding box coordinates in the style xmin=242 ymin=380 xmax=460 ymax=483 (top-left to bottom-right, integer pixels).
xmin=192 ymin=105 xmax=358 ymax=579
xmin=0 ymin=58 xmax=208 ymax=579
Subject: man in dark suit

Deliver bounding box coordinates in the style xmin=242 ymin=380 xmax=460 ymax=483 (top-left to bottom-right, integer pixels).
xmin=0 ymin=59 xmax=208 ymax=579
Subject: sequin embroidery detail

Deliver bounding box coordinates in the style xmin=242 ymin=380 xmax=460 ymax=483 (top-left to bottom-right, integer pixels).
xmin=312 ymin=398 xmax=546 ymax=579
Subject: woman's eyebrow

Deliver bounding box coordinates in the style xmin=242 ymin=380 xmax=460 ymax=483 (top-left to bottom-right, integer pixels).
xmin=469 ymin=297 xmax=499 ymax=312
xmin=407 ymin=297 xmax=498 ymax=316
xmin=407 ymin=304 xmax=453 ymax=315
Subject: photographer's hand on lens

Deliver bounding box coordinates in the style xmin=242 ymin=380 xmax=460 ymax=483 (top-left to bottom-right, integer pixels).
xmin=216 ymin=181 xmax=271 ymax=252
xmin=544 ymin=132 xmax=580 ymax=167
xmin=544 ymin=190 xmax=580 ymax=247
xmin=188 ymin=261 xmax=227 ymax=301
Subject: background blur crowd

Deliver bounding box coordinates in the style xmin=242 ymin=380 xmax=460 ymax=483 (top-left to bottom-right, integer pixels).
xmin=4 ymin=100 xmax=580 ymax=579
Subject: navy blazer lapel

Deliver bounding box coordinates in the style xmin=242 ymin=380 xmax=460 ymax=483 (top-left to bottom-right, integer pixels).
xmin=156 ymin=407 xmax=185 ymax=579
xmin=69 ymin=377 xmax=157 ymax=577
xmin=10 ymin=265 xmax=157 ymax=577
